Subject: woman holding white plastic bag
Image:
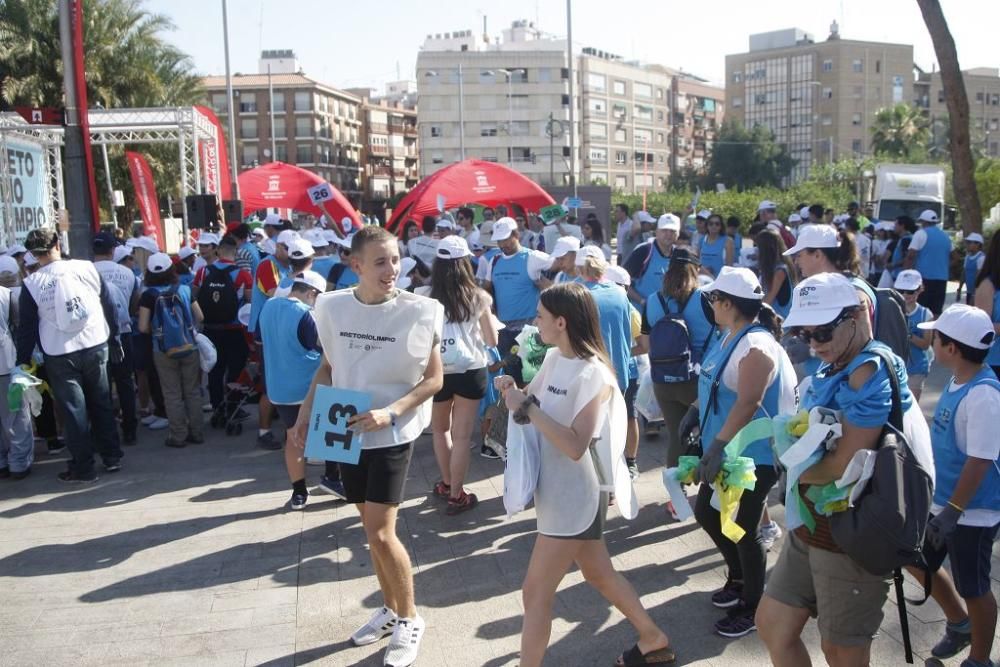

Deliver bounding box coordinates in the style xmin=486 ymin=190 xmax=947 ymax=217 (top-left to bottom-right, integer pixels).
xmin=495 ymin=282 xmax=674 ymax=667
xmin=419 ymin=236 xmax=497 ymax=515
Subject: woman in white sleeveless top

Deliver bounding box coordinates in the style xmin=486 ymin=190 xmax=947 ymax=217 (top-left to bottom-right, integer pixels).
xmin=496 ymin=282 xmax=675 ymax=667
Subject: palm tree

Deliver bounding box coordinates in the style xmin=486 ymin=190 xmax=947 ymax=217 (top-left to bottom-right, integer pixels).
xmin=869 ymin=103 xmax=931 ymax=160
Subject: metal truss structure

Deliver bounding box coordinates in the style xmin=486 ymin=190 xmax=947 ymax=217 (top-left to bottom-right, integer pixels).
xmin=0 ymin=113 xmax=66 ymax=248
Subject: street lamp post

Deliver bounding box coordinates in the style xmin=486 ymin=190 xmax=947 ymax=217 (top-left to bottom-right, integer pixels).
xmin=499 ymin=69 xmax=525 ymax=166
xmin=221 ymin=0 xmax=240 ymax=197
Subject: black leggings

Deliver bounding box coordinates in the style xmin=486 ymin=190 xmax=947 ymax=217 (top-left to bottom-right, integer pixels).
xmin=694 ymin=464 xmax=779 ymax=610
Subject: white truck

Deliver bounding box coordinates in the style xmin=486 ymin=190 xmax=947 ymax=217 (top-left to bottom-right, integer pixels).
xmin=873 ymin=164 xmax=946 ymax=223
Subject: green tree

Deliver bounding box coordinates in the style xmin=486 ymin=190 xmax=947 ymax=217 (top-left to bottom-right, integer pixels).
xmin=975 ymin=158 xmax=1000 ymax=218
xmin=706 ymin=119 xmax=796 ymax=190
xmin=869 ymin=103 xmax=930 ymax=161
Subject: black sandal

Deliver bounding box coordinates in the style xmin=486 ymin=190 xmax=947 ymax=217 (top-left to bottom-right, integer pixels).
xmin=614 ymin=643 xmax=676 ymax=666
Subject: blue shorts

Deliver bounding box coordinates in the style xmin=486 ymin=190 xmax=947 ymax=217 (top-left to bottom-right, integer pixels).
xmin=924 ymin=520 xmax=999 ymax=598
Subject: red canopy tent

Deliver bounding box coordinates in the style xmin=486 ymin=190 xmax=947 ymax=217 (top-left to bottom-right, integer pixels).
xmin=387 ymin=160 xmax=555 ymax=235
xmin=237 ymin=162 xmax=362 ymax=229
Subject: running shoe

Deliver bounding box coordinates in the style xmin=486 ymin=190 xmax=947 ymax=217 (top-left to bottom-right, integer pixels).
xmin=46 ymin=438 xmax=66 ymax=455
xmin=711 ymin=576 xmax=743 ymax=609
xmin=289 ymin=491 xmax=308 ymax=510
xmin=714 ymin=605 xmax=757 ymax=638
xmin=931 ymin=622 xmax=972 ymax=659
xmin=432 ymin=481 xmax=451 ymax=499
xmin=146 ymin=417 xmax=169 ymax=430
xmin=760 ymin=521 xmax=783 ymax=552
xmin=257 ymin=431 xmax=281 ymax=450
xmin=140 ymin=414 xmax=157 ymax=426
xmin=103 ymin=460 xmax=122 ymax=473
xmin=446 ymin=491 xmax=478 ymax=515
xmin=383 ymin=615 xmax=425 ymax=667
xmin=58 ymin=469 xmax=98 ymax=484
xmin=350 ymin=606 xmax=398 ymax=646
xmin=626 ymin=457 xmax=640 ymax=480
xmin=480 ymin=443 xmax=502 ymax=460
xmin=11 ymin=467 xmax=31 ymax=480
xmin=317 ymin=476 xmax=347 ymax=500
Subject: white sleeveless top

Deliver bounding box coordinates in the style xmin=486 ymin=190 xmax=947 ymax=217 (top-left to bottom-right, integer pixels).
xmin=314 ymin=288 xmax=443 ymax=449
xmin=530 ymin=349 xmax=637 ymax=536
xmin=23 ymin=260 xmax=109 ymax=357
xmin=416 ymin=286 xmax=491 ymax=373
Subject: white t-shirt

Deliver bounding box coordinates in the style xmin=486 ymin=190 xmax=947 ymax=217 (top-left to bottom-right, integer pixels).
xmin=483 ymin=248 xmax=552 ymax=282
xmin=406 ymin=236 xmax=438 ymax=267
xmin=909 ymin=228 xmax=929 ymax=251
xmin=854 ymin=233 xmax=872 ymax=277
xmin=93 ymin=260 xmax=139 ymax=303
xmin=931 ymin=379 xmax=1000 ymax=526
xmin=719 ymin=330 xmax=798 ymax=417
xmin=615 ymin=219 xmax=634 ymax=254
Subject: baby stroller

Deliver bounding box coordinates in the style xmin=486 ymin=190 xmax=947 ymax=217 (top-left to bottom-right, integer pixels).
xmin=210 ymin=356 xmax=263 ymax=437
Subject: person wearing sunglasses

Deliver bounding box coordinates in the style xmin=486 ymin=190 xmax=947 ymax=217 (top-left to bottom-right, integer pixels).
xmin=757 ymin=272 xmax=934 ymax=667
xmin=325 ymin=235 xmax=359 ymax=291
xmin=895 ymin=269 xmax=934 ymax=401
xmin=697 ymin=214 xmax=735 ymax=279
xmin=694 ymin=267 xmax=797 ymax=639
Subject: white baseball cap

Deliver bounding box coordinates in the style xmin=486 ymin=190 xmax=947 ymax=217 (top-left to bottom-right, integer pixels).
xmin=637 ymin=211 xmax=656 ymax=224
xmin=657 ymin=214 xmax=680 ymax=232
xmin=550 ymin=236 xmax=581 ymax=259
xmin=263 ymin=213 xmax=282 ymax=227
xmin=788 ymin=213 xmax=802 ymax=224
xmin=128 ymin=236 xmax=160 ymax=253
xmin=291 ymin=270 xmax=326 ymax=294
xmin=696 ymin=209 xmax=712 ymax=220
xmin=783 ymin=272 xmax=861 ymax=328
xmin=112 ymin=246 xmax=132 ymax=263
xmin=0 ymin=256 xmax=19 ymax=274
xmin=783 ymin=224 xmax=840 ymax=256
xmin=703 ymin=266 xmax=764 ymax=301
xmin=965 ymin=233 xmax=984 ymax=245
xmin=757 ymin=200 xmax=778 ymax=212
xmin=435 ymin=218 xmax=455 ymax=230
xmin=147 ymin=252 xmax=173 ymax=274
xmin=259 ymin=238 xmax=276 ymax=255
xmin=286 ymin=237 xmax=315 ymax=260
xmin=177 ymin=246 xmax=197 ymax=260
xmin=491 ymin=217 xmax=518 ymax=242
xmin=918 ymin=303 xmax=996 ymax=349
xmin=333 ymin=233 xmax=355 ymax=250
xmin=918 ymin=209 xmax=939 ymax=223
xmin=436 ymin=235 xmax=471 ymax=259
xmin=303 ymin=229 xmax=329 ymax=248
xmin=23 ymin=251 xmax=38 ymax=268
xmin=5 ymin=244 xmax=26 ymax=256
xmin=606 ymin=264 xmax=631 ymax=286
xmin=252 ymin=227 xmax=267 ymax=239
xmin=397 ymin=256 xmax=418 ymax=289
xmin=894 ymin=269 xmax=923 ymax=292
xmin=322 ymin=229 xmax=339 ymax=244
xmin=799 ymin=206 xmax=811 ymax=218
xmin=479 ymin=221 xmax=497 ymax=247
xmin=196 ymin=233 xmax=220 ymax=247
xmin=574 ymin=244 xmax=606 ymax=267
xmin=276 ymin=229 xmax=300 ymax=247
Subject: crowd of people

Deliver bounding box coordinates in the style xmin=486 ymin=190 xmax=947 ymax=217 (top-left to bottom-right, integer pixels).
xmin=0 ymin=197 xmax=997 ymax=667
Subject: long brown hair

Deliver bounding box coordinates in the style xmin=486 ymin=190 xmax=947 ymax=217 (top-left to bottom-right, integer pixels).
xmin=539 ymin=282 xmax=612 ymax=372
xmin=430 ymin=256 xmax=482 ymax=322
xmin=755 ymin=229 xmax=796 ymax=290
xmin=662 ymin=259 xmax=699 ymax=303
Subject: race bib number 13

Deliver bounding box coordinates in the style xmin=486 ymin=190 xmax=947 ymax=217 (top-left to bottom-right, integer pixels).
xmin=304 ymin=386 xmax=372 ymax=464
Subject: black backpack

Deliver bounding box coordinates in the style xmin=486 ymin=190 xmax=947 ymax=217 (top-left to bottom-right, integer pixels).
xmin=828 ymin=346 xmax=932 ymax=663
xmin=197 ymin=264 xmax=240 ymax=328
xmin=873 ymin=287 xmax=911 ymax=365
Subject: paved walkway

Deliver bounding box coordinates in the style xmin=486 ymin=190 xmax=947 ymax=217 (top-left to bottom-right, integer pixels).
xmin=0 ymin=363 xmax=997 ymax=666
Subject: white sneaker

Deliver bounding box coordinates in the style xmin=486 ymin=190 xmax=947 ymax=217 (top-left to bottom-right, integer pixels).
xmin=383 ymin=615 xmax=424 ymax=667
xmin=140 ymin=414 xmax=157 ymax=426
xmin=351 ymin=606 xmax=398 ymax=646
xmin=146 ymin=417 xmax=169 ymax=430
xmin=761 ymin=521 xmax=783 ymax=552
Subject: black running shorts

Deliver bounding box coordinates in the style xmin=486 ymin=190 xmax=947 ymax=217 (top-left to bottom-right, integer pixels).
xmin=340 ymin=443 xmax=414 ymax=505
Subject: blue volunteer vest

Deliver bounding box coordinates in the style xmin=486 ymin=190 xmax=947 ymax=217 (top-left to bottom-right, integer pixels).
xmin=248 ymin=257 xmax=290 ymax=333
xmin=762 ymin=265 xmax=793 ymax=320
xmin=332 ymin=264 xmax=359 ymax=290
xmin=634 ymin=242 xmax=672 ymax=299
xmin=915 ymin=225 xmax=950 ymax=281
xmin=240 ymin=241 xmax=261 ymax=275
xmin=644 ymin=287 xmax=715 ymax=361
xmin=906 ymin=304 xmax=933 ymax=375
xmin=177 ymin=272 xmax=194 ymax=287
xmin=699 ymin=235 xmax=727 ymax=277
xmin=311 ymin=255 xmax=339 ymax=282
xmin=930 ymin=368 xmax=1000 ymax=510
xmin=964 ymin=252 xmax=982 ymax=295
xmin=258 ymin=297 xmax=321 ymax=404
xmin=697 ymin=325 xmax=783 ymax=465
xmin=492 ymin=248 xmax=540 ymax=322
xmin=890 ymin=234 xmax=912 ymax=279
xmin=584 ymin=281 xmax=636 ymax=392
xmin=986 ymin=284 xmax=1000 ymax=367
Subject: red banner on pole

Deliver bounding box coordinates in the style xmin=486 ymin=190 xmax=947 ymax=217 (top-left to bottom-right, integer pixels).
xmin=194 ymin=105 xmax=232 ymax=201
xmin=70 ymin=0 xmax=101 ymax=231
xmin=125 ymin=151 xmax=164 ymax=250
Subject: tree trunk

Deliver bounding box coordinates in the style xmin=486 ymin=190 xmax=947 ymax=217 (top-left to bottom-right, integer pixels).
xmin=916 ymin=0 xmax=982 ymax=233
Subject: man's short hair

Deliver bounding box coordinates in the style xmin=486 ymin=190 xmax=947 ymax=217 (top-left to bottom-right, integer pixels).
xmin=616 ymin=203 xmax=629 ymax=216
xmin=218 ymin=235 xmax=238 ymax=251
xmin=351 ymin=225 xmax=396 ymax=256
xmin=421 ymin=216 xmax=437 ymax=234
xmin=457 ymin=207 xmax=474 ymax=222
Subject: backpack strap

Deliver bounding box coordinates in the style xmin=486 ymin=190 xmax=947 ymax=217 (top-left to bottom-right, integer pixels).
xmin=700 ymin=324 xmax=765 ymax=433
xmin=866 ymin=346 xmax=904 ymax=434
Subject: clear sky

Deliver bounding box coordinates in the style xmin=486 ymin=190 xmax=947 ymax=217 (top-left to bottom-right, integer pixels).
xmin=145 ymin=0 xmax=999 ymax=90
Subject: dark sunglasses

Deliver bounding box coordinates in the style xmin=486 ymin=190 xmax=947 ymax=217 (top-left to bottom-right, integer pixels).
xmin=898 ymin=289 xmax=917 ymax=295
xmin=794 ymin=311 xmax=854 ymax=344
xmin=338 ymin=247 xmax=351 ymax=255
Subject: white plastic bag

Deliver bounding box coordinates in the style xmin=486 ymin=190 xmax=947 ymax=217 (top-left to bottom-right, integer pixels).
xmin=503 ymin=419 xmax=541 ymax=518
xmin=9 ymin=367 xmax=43 ymax=417
xmin=195 ymin=333 xmax=217 ymax=373
xmin=635 ymin=364 xmax=663 ymax=423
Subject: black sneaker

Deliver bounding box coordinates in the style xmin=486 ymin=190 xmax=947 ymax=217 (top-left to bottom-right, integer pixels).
xmin=289 ymin=491 xmax=308 ymax=510
xmin=711 ymin=576 xmax=743 ymax=609
xmin=931 ymin=623 xmax=972 ymax=659
xmin=58 ymin=470 xmax=98 ymax=484
xmin=103 ymin=460 xmax=122 ymax=473
xmin=11 ymin=467 xmax=31 ymax=480
xmin=480 ymin=443 xmax=501 ymax=459
xmin=714 ymin=605 xmax=757 ymax=638
xmin=46 ymin=438 xmax=66 ymax=455
xmin=257 ymin=431 xmax=281 ymax=451
xmin=625 ymin=457 xmax=639 ymax=480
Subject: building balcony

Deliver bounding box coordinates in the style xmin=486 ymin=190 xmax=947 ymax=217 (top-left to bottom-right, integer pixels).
xmin=369 ymin=122 xmax=388 ymax=134
xmin=369 ymin=145 xmax=390 ymax=156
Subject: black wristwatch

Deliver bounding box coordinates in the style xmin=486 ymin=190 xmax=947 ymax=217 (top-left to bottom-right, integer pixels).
xmin=513 ymin=394 xmax=540 ymax=425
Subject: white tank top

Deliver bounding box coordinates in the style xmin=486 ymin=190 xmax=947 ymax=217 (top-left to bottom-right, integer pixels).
xmin=416 ymin=286 xmax=490 ymax=373
xmin=314 ymin=288 xmax=443 ymax=449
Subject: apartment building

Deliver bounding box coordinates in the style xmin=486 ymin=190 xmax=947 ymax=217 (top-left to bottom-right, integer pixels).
xmin=672 ymin=75 xmax=726 ymax=176
xmin=201 ymin=50 xmax=364 ymax=201
xmin=725 ymin=24 xmax=913 ymax=181
xmin=416 ymin=22 xmax=577 ymax=186
xmin=922 ymin=67 xmax=1000 ymax=158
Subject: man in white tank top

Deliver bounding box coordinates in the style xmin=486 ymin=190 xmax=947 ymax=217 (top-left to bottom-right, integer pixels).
xmin=290 ymin=226 xmax=443 ymax=667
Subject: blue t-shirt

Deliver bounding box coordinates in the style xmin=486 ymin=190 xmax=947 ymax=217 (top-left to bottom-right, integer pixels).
xmin=584 ymin=281 xmax=636 ymax=392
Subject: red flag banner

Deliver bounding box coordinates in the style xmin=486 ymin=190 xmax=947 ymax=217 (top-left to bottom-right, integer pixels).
xmin=194 ymin=105 xmax=232 ymax=201
xmin=125 ymin=151 xmax=164 ymax=251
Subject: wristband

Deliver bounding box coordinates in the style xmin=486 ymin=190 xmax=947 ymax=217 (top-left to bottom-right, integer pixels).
xmin=387 ymin=409 xmax=397 ymax=426
xmin=947 ymin=500 xmax=964 ymax=513
xmin=513 ymin=394 xmax=539 ymax=425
